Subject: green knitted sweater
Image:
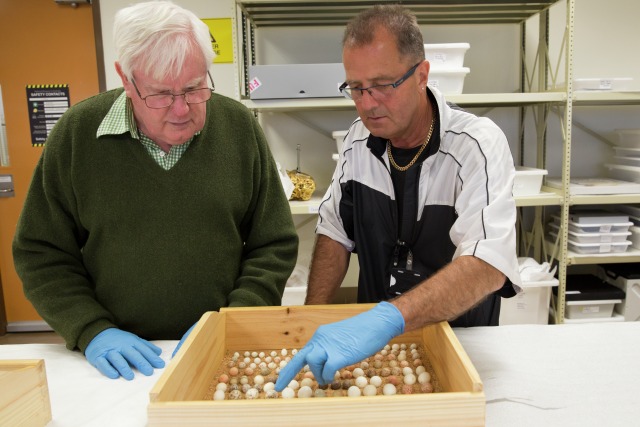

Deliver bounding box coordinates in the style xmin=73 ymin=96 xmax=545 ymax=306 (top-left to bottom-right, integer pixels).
xmin=12 ymin=89 xmax=298 ymax=352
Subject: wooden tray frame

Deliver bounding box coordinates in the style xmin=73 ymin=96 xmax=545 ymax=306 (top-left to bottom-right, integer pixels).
xmin=0 ymin=359 xmax=52 ymax=427
xmin=149 ymin=304 xmax=484 ymax=426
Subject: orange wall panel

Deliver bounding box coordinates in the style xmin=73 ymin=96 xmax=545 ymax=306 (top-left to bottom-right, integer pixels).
xmin=0 ymin=0 xmax=100 ymax=323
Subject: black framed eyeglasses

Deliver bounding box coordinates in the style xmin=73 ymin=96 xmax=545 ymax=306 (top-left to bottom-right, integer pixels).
xmin=339 ymin=62 xmax=421 ymax=101
xmin=131 ymin=72 xmax=215 ymax=109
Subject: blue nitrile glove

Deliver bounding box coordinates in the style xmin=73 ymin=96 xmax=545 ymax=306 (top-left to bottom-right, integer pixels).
xmin=172 ymin=322 xmax=196 ymax=358
xmin=274 ymin=302 xmax=405 ymax=391
xmin=85 ymin=328 xmax=165 ymax=380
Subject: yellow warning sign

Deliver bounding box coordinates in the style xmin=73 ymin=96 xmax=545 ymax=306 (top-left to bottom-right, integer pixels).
xmin=202 ymin=18 xmax=234 ymax=64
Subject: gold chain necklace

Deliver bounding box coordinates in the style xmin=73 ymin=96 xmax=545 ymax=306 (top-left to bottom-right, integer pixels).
xmin=387 ymin=109 xmax=436 ymax=172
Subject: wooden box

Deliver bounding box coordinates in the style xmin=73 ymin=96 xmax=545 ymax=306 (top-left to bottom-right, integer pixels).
xmin=0 ymin=360 xmax=52 ymax=427
xmin=149 ymin=304 xmax=484 ymax=426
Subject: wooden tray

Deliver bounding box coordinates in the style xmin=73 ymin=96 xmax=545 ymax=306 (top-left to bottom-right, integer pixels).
xmin=149 ymin=304 xmax=484 ymax=426
xmin=0 ymin=359 xmax=52 ymax=427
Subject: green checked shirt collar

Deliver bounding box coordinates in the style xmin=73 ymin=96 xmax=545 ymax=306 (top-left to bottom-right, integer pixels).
xmin=97 ymin=91 xmax=196 ymax=170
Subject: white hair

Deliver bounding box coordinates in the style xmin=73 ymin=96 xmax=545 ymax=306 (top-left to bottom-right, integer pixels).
xmin=113 ymin=1 xmax=215 ymax=81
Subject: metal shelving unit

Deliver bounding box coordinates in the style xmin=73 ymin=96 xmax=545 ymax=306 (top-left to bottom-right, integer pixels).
xmin=290 ymin=192 xmax=563 ymax=215
xmin=241 ymin=91 xmax=566 ymax=112
xmin=234 ymin=0 xmax=640 ymax=324
xmin=237 ymin=0 xmax=560 ymax=27
xmin=573 ymin=90 xmax=640 ymax=106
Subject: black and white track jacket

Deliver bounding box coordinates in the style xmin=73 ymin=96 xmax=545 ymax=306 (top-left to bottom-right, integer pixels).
xmin=317 ymin=87 xmax=521 ymax=303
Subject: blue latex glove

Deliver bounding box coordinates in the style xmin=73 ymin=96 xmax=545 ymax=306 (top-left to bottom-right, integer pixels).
xmin=172 ymin=322 xmax=196 ymax=358
xmin=85 ymin=328 xmax=165 ymax=380
xmin=275 ymin=302 xmax=405 ymax=391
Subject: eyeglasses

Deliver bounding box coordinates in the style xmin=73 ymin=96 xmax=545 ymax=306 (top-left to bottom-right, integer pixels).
xmin=339 ymin=62 xmax=421 ymax=101
xmin=131 ymin=72 xmax=215 ymax=109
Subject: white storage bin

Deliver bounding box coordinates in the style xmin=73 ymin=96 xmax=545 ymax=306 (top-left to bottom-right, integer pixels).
xmin=566 ymin=299 xmax=621 ymax=319
xmin=559 ymin=274 xmax=626 ymax=320
xmin=566 ymin=239 xmax=631 ymax=254
xmin=598 ymin=264 xmax=640 ymax=322
xmin=499 ymin=279 xmax=558 ymax=325
xmin=614 ymin=129 xmax=640 ymax=148
xmin=513 ymin=166 xmax=548 ymax=196
xmin=424 ymin=43 xmax=470 ymax=68
xmin=573 ymin=77 xmax=633 ymax=91
xmin=427 ymin=67 xmax=470 ymax=95
xmin=332 ymin=130 xmax=348 ymax=153
xmin=547 ymin=223 xmax=631 ymax=244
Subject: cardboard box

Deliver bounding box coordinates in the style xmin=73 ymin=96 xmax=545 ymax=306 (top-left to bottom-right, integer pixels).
xmin=0 ymin=360 xmax=52 ymax=427
xmin=149 ymin=305 xmax=485 ymax=427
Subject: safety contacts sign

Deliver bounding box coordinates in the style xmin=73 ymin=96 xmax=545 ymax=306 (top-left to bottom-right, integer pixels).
xmin=202 ymin=18 xmax=234 ymax=64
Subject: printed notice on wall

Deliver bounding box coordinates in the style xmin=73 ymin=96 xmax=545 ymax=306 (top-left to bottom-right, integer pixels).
xmin=26 ymin=84 xmax=70 ymax=147
xmin=202 ymin=18 xmax=233 ymax=63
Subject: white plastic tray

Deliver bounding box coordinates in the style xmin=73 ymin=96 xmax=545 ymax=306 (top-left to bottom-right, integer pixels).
xmin=548 ymin=223 xmax=631 ymax=244
xmin=545 ymin=176 xmax=640 ymax=194
xmin=567 ymin=239 xmax=631 ymax=254
xmin=574 ymin=77 xmax=633 ymax=91
xmin=551 ymin=215 xmax=633 ymax=234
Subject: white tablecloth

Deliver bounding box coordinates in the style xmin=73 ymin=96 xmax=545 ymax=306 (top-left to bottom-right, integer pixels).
xmin=1 ymin=322 xmax=639 ymax=426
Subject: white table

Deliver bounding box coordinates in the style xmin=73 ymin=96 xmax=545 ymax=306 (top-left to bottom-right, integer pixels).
xmin=1 ymin=322 xmax=639 ymax=426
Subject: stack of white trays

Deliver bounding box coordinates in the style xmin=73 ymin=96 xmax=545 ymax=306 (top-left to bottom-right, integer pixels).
xmin=424 ymin=43 xmax=470 ymax=95
xmin=605 ymin=129 xmax=640 ymax=182
xmin=549 ymin=211 xmax=633 ymax=254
